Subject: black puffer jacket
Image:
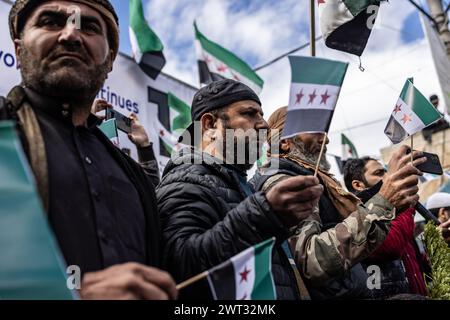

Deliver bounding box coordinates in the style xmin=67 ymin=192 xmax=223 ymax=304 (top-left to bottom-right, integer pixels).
xmin=157 ymin=148 xmax=301 ymax=300
xmin=255 ymin=157 xmax=373 ymax=300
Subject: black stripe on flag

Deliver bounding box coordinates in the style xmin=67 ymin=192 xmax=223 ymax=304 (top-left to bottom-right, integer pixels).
xmin=206 ymin=260 xmax=236 ymax=300
xmin=283 ymin=109 xmax=334 ymax=138
xmin=198 ymin=60 xmax=226 ymax=84
xmin=384 ymin=116 xmax=408 ymax=144
xmin=139 ymin=51 xmax=166 ymax=80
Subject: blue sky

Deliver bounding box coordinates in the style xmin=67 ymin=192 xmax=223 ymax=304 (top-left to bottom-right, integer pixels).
xmin=108 ymin=1 xmax=442 ymax=160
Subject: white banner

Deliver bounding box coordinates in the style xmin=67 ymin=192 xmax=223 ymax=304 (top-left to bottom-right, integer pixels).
xmin=0 ymin=0 xmax=197 ymax=174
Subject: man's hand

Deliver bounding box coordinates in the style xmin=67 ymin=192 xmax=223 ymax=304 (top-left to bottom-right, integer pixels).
xmin=438 ymin=219 xmax=450 ymax=244
xmin=128 ymin=113 xmax=151 ymax=148
xmin=379 ymin=145 xmax=426 ymax=210
xmin=266 ymin=176 xmax=323 ymax=228
xmin=80 ymin=263 xmax=178 ymax=300
xmin=91 ymin=99 xmax=112 ymax=120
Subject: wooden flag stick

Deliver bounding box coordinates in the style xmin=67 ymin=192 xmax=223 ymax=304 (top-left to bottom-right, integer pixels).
xmin=410 ymin=135 xmax=414 ymax=165
xmin=310 ymin=0 xmax=316 ymax=57
xmin=176 ymin=271 xmax=208 ymax=291
xmin=314 ymin=132 xmax=328 ymax=178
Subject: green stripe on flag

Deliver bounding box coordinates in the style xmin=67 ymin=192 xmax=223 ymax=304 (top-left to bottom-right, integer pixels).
xmin=400 ymin=80 xmax=442 ymax=126
xmin=129 ymin=0 xmax=164 ymax=53
xmin=289 ymin=56 xmax=348 ymax=86
xmin=194 ymin=22 xmax=264 ymax=87
xmin=251 ymin=238 xmax=276 ymax=300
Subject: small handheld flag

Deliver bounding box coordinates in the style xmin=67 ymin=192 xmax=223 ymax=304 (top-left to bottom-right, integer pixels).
xmin=384 ymin=79 xmax=443 ymax=144
xmin=318 ymin=0 xmax=384 ymax=56
xmin=282 ymin=56 xmax=348 ymax=139
xmin=129 ymin=0 xmax=166 ymax=79
xmin=194 ymin=22 xmax=264 ymax=94
xmin=177 ymin=238 xmax=276 ymax=300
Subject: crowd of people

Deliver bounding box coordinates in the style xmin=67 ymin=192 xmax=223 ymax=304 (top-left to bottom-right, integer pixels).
xmin=1 ymin=0 xmax=450 ymax=300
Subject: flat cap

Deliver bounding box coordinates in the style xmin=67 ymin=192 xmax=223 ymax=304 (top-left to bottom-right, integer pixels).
xmin=9 ymin=0 xmax=120 ymax=59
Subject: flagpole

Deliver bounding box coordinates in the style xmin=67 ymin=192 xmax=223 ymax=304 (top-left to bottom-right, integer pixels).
xmin=410 ymin=135 xmax=414 ymax=164
xmin=310 ymin=0 xmax=316 ymax=57
xmin=310 ymin=0 xmax=327 ymax=177
xmin=176 ymin=271 xmax=208 ymax=291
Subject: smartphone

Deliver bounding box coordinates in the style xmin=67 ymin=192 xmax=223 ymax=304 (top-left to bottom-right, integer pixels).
xmin=105 ymin=109 xmax=132 ymax=134
xmin=407 ymin=149 xmax=443 ymax=175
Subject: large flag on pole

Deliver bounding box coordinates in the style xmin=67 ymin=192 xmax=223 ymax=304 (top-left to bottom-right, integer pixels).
xmin=318 ymin=0 xmax=384 ymax=56
xmin=384 ymin=79 xmax=443 ymax=144
xmin=0 ymin=121 xmax=74 ymax=300
xmin=206 ymin=238 xmax=276 ymax=300
xmin=282 ymin=56 xmax=348 ymax=139
xmin=129 ymin=0 xmax=166 ymax=79
xmin=341 ymin=133 xmax=359 ymax=160
xmin=194 ymin=22 xmax=264 ymax=94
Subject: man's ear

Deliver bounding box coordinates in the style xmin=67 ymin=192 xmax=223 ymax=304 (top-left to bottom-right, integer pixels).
xmin=200 ymin=113 xmax=216 ymax=131
xmin=107 ymin=50 xmax=114 ymax=72
xmin=351 ymin=180 xmax=366 ymax=192
xmin=280 ymin=139 xmax=290 ymax=153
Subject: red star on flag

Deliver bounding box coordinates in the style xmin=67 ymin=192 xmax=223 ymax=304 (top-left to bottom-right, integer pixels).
xmin=239 ymin=266 xmax=251 ymax=283
xmin=217 ymin=64 xmax=228 ymax=73
xmin=320 ymin=90 xmax=331 ymax=105
xmin=401 ymin=113 xmax=412 ymax=124
xmin=296 ymin=89 xmax=305 ymax=104
xmin=393 ymin=104 xmax=402 ymax=114
xmin=318 ymin=0 xmax=326 ymax=4
xmin=308 ymin=90 xmax=317 ymax=105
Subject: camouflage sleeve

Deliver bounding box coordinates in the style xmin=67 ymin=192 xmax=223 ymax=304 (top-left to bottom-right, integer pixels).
xmin=261 ymin=174 xmax=395 ymax=286
xmin=289 ymin=194 xmax=395 ymax=286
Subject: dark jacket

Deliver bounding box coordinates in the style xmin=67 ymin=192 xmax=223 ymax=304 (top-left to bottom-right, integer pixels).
xmin=157 ymin=148 xmax=301 ymax=300
xmin=0 ymin=87 xmax=161 ymax=268
xmin=255 ymin=157 xmax=374 ymax=300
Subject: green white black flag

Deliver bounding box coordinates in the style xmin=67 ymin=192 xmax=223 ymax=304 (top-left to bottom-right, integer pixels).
xmin=206 ymin=238 xmax=276 ymax=300
xmin=129 ymin=0 xmax=165 ymax=79
xmin=282 ymin=56 xmax=348 ymax=139
xmin=318 ymin=0 xmax=384 ymax=56
xmin=194 ymin=22 xmax=264 ymax=94
xmin=384 ymin=79 xmax=443 ymax=144
xmin=155 ymin=92 xmax=191 ymax=154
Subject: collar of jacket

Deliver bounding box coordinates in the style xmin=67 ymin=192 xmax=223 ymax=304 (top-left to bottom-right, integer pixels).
xmin=23 ymin=86 xmax=102 ymax=128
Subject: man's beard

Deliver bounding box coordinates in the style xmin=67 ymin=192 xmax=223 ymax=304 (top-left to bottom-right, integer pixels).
xmin=288 ymin=136 xmax=331 ymax=172
xmin=19 ymin=44 xmax=110 ymax=106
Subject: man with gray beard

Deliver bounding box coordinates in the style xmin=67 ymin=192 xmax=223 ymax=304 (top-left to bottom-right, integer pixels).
xmin=254 ymin=106 xmax=426 ymax=300
xmin=0 ymin=0 xmax=177 ymax=300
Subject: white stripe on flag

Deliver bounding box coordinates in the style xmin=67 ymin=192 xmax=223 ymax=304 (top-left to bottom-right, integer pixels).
xmin=392 ymin=97 xmax=426 ymax=135
xmin=288 ymin=83 xmax=340 ymax=111
xmin=230 ymin=246 xmax=255 ymax=300
xmin=129 ymin=27 xmax=143 ymax=63
xmin=196 ymin=40 xmax=262 ymax=94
